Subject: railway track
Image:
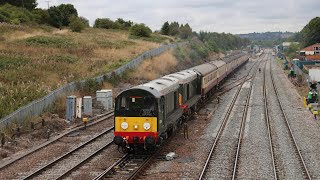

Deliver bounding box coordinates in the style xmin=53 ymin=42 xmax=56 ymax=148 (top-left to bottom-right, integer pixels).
xmin=24 ymin=126 xmax=114 ymax=179
xmin=0 ymin=111 xmax=114 ymax=179
xmin=263 ymin=56 xmax=277 ymax=180
xmin=264 ymin=57 xmax=311 ymax=179
xmin=93 ymin=153 xmax=153 ymax=180
xmin=199 ymin=54 xmax=265 ymax=179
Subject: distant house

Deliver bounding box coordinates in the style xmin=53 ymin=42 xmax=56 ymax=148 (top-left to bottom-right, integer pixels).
xmin=299 ymin=43 xmax=320 ymax=61
xmin=303 ymin=64 xmax=320 ymax=82
xmin=282 ymin=42 xmax=299 ymax=50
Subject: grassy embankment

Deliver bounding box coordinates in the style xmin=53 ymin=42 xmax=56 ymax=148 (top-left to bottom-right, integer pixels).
xmin=0 ymin=23 xmax=172 ymax=119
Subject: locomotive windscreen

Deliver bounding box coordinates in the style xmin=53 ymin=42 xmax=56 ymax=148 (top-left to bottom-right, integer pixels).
xmin=115 ymin=95 xmax=157 ymax=117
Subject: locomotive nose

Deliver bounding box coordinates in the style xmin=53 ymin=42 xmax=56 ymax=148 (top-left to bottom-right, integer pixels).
xmin=113 ymin=135 xmax=124 ymax=145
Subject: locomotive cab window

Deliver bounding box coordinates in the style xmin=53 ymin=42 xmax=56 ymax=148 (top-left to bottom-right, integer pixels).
xmin=116 ymin=94 xmax=157 ymax=117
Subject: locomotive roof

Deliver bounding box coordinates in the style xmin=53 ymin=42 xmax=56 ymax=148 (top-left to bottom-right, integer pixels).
xmin=131 ymin=76 xmax=180 ymax=98
xmin=191 ymin=62 xmax=217 ymax=76
xmin=165 ymin=70 xmax=197 ymax=84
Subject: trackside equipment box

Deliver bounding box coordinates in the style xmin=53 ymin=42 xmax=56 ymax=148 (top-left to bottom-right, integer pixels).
xmin=66 ymin=96 xmax=76 ymax=121
xmin=83 ymin=96 xmax=93 ymax=116
xmin=96 ymin=90 xmax=113 ymax=110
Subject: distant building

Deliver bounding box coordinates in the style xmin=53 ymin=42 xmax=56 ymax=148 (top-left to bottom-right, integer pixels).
xmin=303 ymin=64 xmax=320 ymax=82
xmin=282 ymin=42 xmax=299 ymax=50
xmin=299 ymin=43 xmax=320 ymax=61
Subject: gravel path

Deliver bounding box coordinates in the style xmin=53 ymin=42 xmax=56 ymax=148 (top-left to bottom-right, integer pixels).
xmin=0 ymin=116 xmax=114 ymax=179
xmin=237 ymin=58 xmax=275 ymax=179
xmin=271 ymin=55 xmax=320 ymax=179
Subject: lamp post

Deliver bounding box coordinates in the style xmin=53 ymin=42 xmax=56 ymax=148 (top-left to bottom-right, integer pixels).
xmin=46 ymin=0 xmax=51 ymax=9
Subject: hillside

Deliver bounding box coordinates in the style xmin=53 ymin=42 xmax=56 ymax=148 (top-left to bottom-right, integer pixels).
xmin=0 ymin=23 xmax=171 ymax=119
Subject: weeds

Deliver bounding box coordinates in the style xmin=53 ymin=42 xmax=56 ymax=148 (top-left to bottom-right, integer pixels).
xmin=24 ymin=35 xmax=74 ymax=48
xmin=0 ymin=54 xmax=30 ymax=70
xmin=0 ymin=24 xmax=161 ymax=120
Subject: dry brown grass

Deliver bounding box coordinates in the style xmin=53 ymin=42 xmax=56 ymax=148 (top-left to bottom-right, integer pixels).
xmin=132 ymin=50 xmax=178 ymax=81
xmin=0 ymin=24 xmax=165 ymax=119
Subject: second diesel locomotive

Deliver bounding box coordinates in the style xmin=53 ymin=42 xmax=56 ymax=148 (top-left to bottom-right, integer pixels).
xmin=113 ymin=52 xmax=250 ymax=151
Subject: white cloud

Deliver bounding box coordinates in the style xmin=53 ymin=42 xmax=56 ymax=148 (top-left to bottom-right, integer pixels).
xmin=36 ymin=0 xmax=319 ymax=34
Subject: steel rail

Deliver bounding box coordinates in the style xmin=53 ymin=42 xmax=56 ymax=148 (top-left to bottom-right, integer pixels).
xmin=269 ymin=57 xmax=311 ymax=180
xmin=56 ymin=141 xmax=114 ymax=180
xmin=93 ymin=154 xmax=129 ymax=180
xmin=263 ymin=57 xmax=278 ymax=180
xmin=0 ymin=111 xmax=114 ymax=170
xmin=231 ymin=57 xmax=261 ymax=180
xmin=199 ymin=53 xmax=265 ymax=179
xmin=24 ymin=126 xmax=114 ymax=179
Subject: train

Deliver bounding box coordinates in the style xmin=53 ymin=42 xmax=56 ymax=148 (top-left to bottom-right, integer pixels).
xmin=113 ymin=52 xmax=250 ymax=152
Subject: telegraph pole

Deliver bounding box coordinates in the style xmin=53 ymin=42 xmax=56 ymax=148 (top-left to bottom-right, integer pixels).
xmin=45 ymin=0 xmax=51 ymax=9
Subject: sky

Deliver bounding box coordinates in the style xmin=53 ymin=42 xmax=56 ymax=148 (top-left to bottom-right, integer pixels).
xmin=37 ymin=0 xmax=320 ymax=34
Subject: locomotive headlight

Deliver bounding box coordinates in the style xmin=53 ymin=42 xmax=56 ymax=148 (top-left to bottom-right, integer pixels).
xmin=121 ymin=122 xmax=128 ymax=130
xmin=143 ymin=122 xmax=151 ymax=130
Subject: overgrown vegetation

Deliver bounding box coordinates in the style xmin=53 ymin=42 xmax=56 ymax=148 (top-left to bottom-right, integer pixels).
xmin=129 ymin=23 xmax=152 ymax=37
xmin=160 ymin=21 xmax=193 ymax=39
xmin=197 ymin=31 xmax=251 ymax=52
xmin=0 ymin=24 xmax=160 ymax=119
xmin=24 ymin=35 xmax=74 ymax=48
xmin=0 ymin=3 xmax=88 ymax=32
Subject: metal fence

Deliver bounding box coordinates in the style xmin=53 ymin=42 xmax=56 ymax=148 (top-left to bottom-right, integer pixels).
xmin=292 ymin=62 xmax=310 ymax=86
xmin=0 ymin=42 xmax=188 ymax=127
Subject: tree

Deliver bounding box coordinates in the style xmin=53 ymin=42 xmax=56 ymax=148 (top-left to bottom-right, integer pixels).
xmin=48 ymin=6 xmax=63 ymax=28
xmin=168 ymin=21 xmax=180 ymax=36
xmin=0 ymin=0 xmax=37 ymax=10
xmin=115 ymin=18 xmax=133 ymax=29
xmin=94 ymin=18 xmax=119 ymax=29
xmin=300 ymin=17 xmax=320 ymax=47
xmin=79 ymin=16 xmax=89 ymax=27
xmin=160 ymin=21 xmax=169 ymax=35
xmin=129 ymin=23 xmax=152 ymax=37
xmin=57 ymin=4 xmax=78 ymax=26
xmin=33 ymin=8 xmax=50 ymax=24
xmin=179 ymin=23 xmax=192 ymax=39
xmin=69 ymin=15 xmax=85 ymax=32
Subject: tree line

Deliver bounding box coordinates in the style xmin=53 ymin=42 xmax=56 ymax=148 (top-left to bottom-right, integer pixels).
xmin=197 ymin=31 xmax=251 ymax=52
xmin=0 ymin=0 xmax=251 ymax=47
xmin=160 ymin=21 xmax=193 ymax=39
xmin=0 ymin=2 xmax=88 ymax=32
xmin=289 ymin=17 xmax=320 ymax=48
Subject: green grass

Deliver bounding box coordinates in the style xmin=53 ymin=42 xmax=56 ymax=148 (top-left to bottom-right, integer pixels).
xmin=0 ymin=24 xmax=162 ymax=120
xmin=0 ymin=54 xmax=30 ymax=70
xmin=96 ymin=39 xmax=136 ymax=49
xmin=24 ymin=35 xmax=74 ymax=48
xmin=105 ymin=58 xmax=130 ymax=72
xmin=129 ymin=34 xmax=170 ymax=43
xmin=48 ymin=54 xmax=79 ymax=64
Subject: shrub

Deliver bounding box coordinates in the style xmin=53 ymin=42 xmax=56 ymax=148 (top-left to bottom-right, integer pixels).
xmin=69 ymin=16 xmax=85 ymax=32
xmin=49 ymin=55 xmax=79 ymax=63
xmin=0 ymin=54 xmax=30 ymax=70
xmin=94 ymin=18 xmax=120 ymax=29
xmin=25 ymin=35 xmax=73 ymax=48
xmin=129 ymin=23 xmax=152 ymax=37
